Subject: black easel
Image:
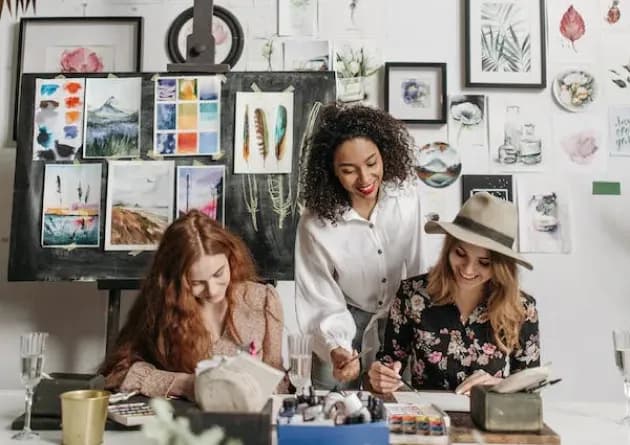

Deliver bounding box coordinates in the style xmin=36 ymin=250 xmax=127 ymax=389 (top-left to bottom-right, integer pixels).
xmin=167 ymin=0 xmax=230 ymax=73
xmin=97 ymin=280 xmax=141 ymax=356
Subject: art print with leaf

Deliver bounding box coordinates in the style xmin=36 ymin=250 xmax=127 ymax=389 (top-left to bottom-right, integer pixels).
xmin=447 ymin=95 xmax=487 ymax=149
xmin=233 ymin=91 xmax=294 ymax=174
xmin=602 ymin=34 xmax=630 ymax=104
xmin=548 ymin=0 xmax=600 ymax=61
xmin=466 ymin=0 xmax=545 ymax=87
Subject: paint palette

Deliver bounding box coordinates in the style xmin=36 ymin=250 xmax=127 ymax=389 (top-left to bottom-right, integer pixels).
xmin=108 ymin=402 xmax=156 ymax=426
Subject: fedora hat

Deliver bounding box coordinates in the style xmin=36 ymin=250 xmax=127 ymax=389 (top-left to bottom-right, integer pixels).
xmin=424 ymin=192 xmax=533 ymax=270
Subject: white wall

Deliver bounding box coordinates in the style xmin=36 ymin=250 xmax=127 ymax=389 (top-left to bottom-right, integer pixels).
xmin=0 ymin=0 xmax=628 ymax=403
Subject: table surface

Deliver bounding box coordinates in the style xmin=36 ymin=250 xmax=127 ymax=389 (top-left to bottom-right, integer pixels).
xmin=0 ymin=390 xmax=627 ymax=445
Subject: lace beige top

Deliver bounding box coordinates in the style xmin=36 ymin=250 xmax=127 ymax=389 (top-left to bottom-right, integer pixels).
xmin=106 ymin=281 xmax=285 ymax=397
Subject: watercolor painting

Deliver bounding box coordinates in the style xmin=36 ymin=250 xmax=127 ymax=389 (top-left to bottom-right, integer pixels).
xmin=488 ymin=95 xmax=549 ymax=172
xmin=414 ymin=142 xmax=461 ymax=189
xmin=317 ymin=0 xmax=385 ymax=35
xmin=246 ymin=36 xmax=284 ymax=71
xmin=332 ymin=39 xmax=382 ymax=106
xmin=448 ymin=95 xmax=487 ymax=149
xmin=45 ymin=45 xmax=114 ymax=73
xmin=517 ymin=176 xmax=571 ymax=254
xmin=83 ymin=77 xmax=141 ymax=158
xmin=283 ymin=40 xmax=330 ymax=71
xmin=105 ymin=160 xmax=175 ymax=251
xmin=602 ymin=35 xmax=630 ymax=104
xmin=234 ymin=91 xmax=294 ymax=174
xmin=552 ymin=67 xmax=597 ymax=112
xmin=608 ymin=106 xmax=630 ymax=156
xmin=600 ymin=0 xmax=630 ymax=30
xmin=548 ymin=0 xmax=600 ymax=61
xmin=278 ymin=0 xmax=317 ymax=36
xmin=154 ymin=76 xmax=221 ymax=156
xmin=461 ymin=174 xmax=513 ymax=204
xmin=176 ymin=165 xmax=225 ymax=223
xmin=32 ymin=78 xmax=85 ymax=161
xmin=41 ymin=163 xmax=102 ymax=248
xmin=553 ymin=113 xmax=607 ymax=172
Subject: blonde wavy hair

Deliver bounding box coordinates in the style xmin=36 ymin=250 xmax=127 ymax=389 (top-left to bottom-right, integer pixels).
xmin=426 ymin=235 xmax=525 ymax=353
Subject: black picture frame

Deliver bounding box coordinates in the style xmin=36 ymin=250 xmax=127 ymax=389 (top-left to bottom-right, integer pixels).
xmin=384 ymin=62 xmax=447 ymax=124
xmin=13 ymin=16 xmax=143 ymax=140
xmin=461 ymin=174 xmax=513 ymax=205
xmin=464 ymin=0 xmax=546 ymax=89
xmin=167 ymin=5 xmax=245 ymax=68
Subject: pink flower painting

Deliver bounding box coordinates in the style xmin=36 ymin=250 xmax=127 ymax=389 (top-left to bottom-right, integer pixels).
xmin=60 ymin=48 xmax=105 ymax=73
xmin=561 ymin=130 xmax=599 ymax=164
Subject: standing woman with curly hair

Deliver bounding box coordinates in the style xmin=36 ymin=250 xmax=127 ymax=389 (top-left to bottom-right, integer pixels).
xmin=294 ymin=103 xmax=425 ymax=389
xmin=100 ymin=210 xmax=285 ymax=400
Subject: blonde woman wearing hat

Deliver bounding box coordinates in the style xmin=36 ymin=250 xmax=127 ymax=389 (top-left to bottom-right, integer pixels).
xmin=367 ymin=192 xmax=540 ymax=395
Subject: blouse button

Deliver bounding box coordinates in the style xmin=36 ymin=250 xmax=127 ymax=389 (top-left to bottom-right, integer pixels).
xmin=381 ymin=278 xmax=387 ymax=283
xmin=369 ymin=223 xmax=374 ymax=229
xmin=377 ymin=249 xmax=383 ymax=255
xmin=378 ymin=301 xmax=383 ymax=306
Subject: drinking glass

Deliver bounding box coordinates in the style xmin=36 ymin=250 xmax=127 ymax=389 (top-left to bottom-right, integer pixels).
xmin=287 ymin=334 xmax=312 ymax=395
xmin=13 ymin=332 xmax=48 ymax=440
xmin=613 ymin=329 xmax=630 ymax=425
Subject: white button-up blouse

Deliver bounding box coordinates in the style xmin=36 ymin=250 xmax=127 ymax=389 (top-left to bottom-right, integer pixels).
xmin=294 ymin=181 xmax=425 ymax=364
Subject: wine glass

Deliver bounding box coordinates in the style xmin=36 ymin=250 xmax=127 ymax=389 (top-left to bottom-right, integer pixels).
xmin=287 ymin=333 xmax=312 ymax=395
xmin=13 ymin=332 xmax=48 ymax=440
xmin=613 ymin=329 xmax=630 ymax=425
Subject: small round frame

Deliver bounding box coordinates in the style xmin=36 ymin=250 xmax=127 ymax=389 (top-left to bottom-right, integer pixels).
xmin=166 ymin=5 xmax=245 ymax=68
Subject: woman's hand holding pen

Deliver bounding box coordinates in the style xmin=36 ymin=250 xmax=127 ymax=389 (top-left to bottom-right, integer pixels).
xmin=330 ymin=347 xmax=361 ymax=382
xmin=368 ymin=359 xmax=403 ymax=394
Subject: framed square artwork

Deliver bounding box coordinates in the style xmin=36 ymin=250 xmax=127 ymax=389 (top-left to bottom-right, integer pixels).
xmin=14 ymin=17 xmax=143 ymax=139
xmin=465 ymin=0 xmax=546 ymax=88
xmin=384 ymin=62 xmax=447 ymax=124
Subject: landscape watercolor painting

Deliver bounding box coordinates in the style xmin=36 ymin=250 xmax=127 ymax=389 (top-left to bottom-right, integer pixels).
xmin=83 ymin=77 xmax=141 ymax=158
xmin=154 ymin=76 xmax=221 ymax=156
xmin=32 ymin=78 xmax=85 ymax=161
xmin=176 ymin=165 xmax=225 ymax=223
xmin=105 ymin=161 xmax=175 ymax=251
xmin=41 ymin=163 xmax=102 ymax=248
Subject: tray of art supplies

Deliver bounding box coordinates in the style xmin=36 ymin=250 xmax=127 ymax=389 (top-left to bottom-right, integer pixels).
xmin=276 ymin=390 xmax=389 ymax=445
xmin=385 ymin=403 xmax=449 ymax=445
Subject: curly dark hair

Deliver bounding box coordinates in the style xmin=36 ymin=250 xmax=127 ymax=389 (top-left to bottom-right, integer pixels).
xmin=302 ymin=102 xmax=414 ymax=222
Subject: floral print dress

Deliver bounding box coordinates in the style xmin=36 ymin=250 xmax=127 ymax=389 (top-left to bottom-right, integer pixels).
xmin=377 ymin=274 xmax=540 ymax=391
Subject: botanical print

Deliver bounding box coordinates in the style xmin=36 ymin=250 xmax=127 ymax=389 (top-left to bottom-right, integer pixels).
xmin=608 ymin=106 xmax=630 ymax=156
xmin=517 ymin=176 xmax=571 ymax=253
xmin=246 ymin=36 xmax=283 ymax=71
xmin=488 ymin=95 xmax=549 ymax=172
xmin=177 ymin=165 xmax=225 ymax=222
xmin=552 ymin=67 xmax=597 ymax=112
xmin=602 ymin=34 xmax=630 ymax=104
xmin=32 ymin=78 xmax=85 ymax=161
xmin=414 ymin=142 xmax=461 ymax=189
xmin=600 ymin=0 xmax=629 ymax=29
xmin=548 ymin=0 xmax=600 ymax=61
xmin=480 ymin=2 xmax=532 ymax=73
xmin=553 ymin=113 xmax=607 ymax=172
xmin=41 ymin=163 xmax=102 ymax=248
xmin=278 ymin=0 xmax=317 ymax=36
xmin=233 ymin=91 xmax=294 ymax=174
xmin=461 ymin=174 xmax=513 ymax=204
xmin=447 ymin=95 xmax=487 ymax=149
xmin=45 ymin=45 xmax=114 ymax=73
xmin=83 ymin=77 xmax=141 ymax=158
xmin=105 ymin=160 xmax=175 ymax=251
xmin=154 ymin=76 xmax=221 ymax=156
xmin=317 ymin=0 xmax=385 ymax=35
xmin=332 ymin=39 xmax=382 ymax=106
xmin=283 ymin=40 xmax=330 ymax=71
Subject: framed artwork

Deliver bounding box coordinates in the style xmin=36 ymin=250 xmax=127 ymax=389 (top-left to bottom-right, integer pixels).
xmin=176 ymin=165 xmax=225 ymax=222
xmin=384 ymin=62 xmax=447 ymax=124
xmin=461 ymin=174 xmax=513 ymax=204
xmin=14 ymin=17 xmax=143 ymax=139
xmin=167 ymin=5 xmax=245 ymax=68
xmin=465 ymin=0 xmax=546 ymax=88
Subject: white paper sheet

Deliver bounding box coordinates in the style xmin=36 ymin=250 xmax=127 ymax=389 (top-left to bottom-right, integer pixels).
xmin=394 ymin=391 xmax=470 ymax=413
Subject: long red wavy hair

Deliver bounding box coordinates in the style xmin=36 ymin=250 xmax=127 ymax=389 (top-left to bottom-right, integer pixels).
xmin=99 ymin=210 xmax=259 ymax=386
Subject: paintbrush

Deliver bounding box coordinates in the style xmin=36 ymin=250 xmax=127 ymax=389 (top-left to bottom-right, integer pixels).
xmin=339 ymin=347 xmax=374 ymax=368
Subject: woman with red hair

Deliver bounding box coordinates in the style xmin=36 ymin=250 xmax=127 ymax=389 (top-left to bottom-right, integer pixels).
xmin=100 ymin=210 xmax=284 ymax=400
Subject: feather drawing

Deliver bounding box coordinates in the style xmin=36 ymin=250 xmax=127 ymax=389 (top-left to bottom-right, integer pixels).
xmin=254 ymin=108 xmax=269 ymax=165
xmin=274 ymin=105 xmax=287 ymax=161
xmin=243 ymin=105 xmax=250 ymax=163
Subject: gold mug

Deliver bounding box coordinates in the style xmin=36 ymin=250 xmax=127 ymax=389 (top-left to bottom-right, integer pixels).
xmin=60 ymin=390 xmax=110 ymax=445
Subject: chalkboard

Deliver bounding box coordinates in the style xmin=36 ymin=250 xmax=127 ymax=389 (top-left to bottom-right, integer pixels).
xmin=8 ymin=72 xmax=336 ymax=281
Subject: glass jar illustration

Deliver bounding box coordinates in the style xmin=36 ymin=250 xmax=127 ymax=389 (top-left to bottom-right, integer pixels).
xmin=519 ymin=123 xmax=542 ymax=165
xmin=498 ymin=138 xmax=518 ymax=164
xmin=530 ymin=193 xmax=559 ymax=232
xmin=504 ymin=105 xmax=522 ymax=152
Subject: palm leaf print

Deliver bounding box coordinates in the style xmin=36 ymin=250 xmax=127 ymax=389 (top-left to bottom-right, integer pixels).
xmin=480 ymin=3 xmax=531 ymax=73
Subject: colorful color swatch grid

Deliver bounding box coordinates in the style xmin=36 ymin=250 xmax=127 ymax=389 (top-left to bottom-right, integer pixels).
xmin=154 ymin=76 xmax=221 ymax=157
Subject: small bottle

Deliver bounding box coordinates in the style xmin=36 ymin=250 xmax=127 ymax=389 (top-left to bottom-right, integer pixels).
xmin=498 ymin=136 xmax=518 ymax=164
xmin=278 ymin=398 xmax=297 ymax=424
xmin=519 ymin=123 xmax=542 ymax=165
